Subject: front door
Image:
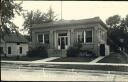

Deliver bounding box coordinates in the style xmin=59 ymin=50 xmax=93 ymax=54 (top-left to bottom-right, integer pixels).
xmin=100 ymin=44 xmax=105 ymax=56
xmin=60 ymin=37 xmax=65 ymax=49
xmin=58 ymin=32 xmax=69 ymax=50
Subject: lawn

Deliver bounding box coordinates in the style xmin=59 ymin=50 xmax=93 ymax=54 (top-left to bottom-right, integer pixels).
xmin=50 ymin=57 xmax=96 ymax=62
xmin=1 ymin=56 xmax=46 ymax=61
xmin=98 ymin=52 xmax=128 ymax=64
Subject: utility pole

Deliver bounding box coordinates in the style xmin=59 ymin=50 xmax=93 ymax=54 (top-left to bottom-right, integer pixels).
xmin=61 ymin=0 xmax=62 ymax=20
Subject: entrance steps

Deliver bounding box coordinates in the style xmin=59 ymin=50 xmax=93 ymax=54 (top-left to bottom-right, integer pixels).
xmin=48 ymin=49 xmax=67 ymax=57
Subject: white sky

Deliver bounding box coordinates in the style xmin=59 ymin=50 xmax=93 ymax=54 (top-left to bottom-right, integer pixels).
xmin=13 ymin=1 xmax=128 ymax=34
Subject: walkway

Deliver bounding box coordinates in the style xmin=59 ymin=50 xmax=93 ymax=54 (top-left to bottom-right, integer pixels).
xmin=89 ymin=56 xmax=105 ymax=63
xmin=31 ymin=57 xmax=60 ymax=63
xmin=1 ymin=60 xmax=128 ymax=66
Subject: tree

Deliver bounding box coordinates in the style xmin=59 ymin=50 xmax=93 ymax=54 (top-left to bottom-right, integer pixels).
xmin=106 ymin=15 xmax=121 ymax=28
xmin=22 ymin=10 xmax=46 ymax=32
xmin=0 ymin=0 xmax=23 ymax=40
xmin=106 ymin=15 xmax=128 ymax=52
xmin=44 ymin=7 xmax=57 ymax=22
xmin=22 ymin=7 xmax=57 ymax=34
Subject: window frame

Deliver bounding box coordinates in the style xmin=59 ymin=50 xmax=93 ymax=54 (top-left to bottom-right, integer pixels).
xmin=37 ymin=34 xmax=43 ymax=43
xmin=44 ymin=33 xmax=49 ymax=44
xmin=85 ymin=30 xmax=93 ymax=43
xmin=37 ymin=33 xmax=49 ymax=44
xmin=77 ymin=29 xmax=93 ymax=44
xmin=0 ymin=47 xmax=3 ymax=54
xmin=77 ymin=31 xmax=84 ymax=43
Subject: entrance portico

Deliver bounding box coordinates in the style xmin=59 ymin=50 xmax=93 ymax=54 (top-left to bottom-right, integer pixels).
xmin=55 ymin=30 xmax=70 ymax=50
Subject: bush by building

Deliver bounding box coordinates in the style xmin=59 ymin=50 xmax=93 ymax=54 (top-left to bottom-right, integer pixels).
xmin=27 ymin=45 xmax=48 ymax=58
xmin=66 ymin=42 xmax=96 ymax=57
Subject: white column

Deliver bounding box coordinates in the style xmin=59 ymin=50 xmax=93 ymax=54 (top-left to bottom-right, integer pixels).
xmin=54 ymin=32 xmax=57 ymax=48
xmin=43 ymin=34 xmax=44 ymax=44
xmin=68 ymin=30 xmax=70 ymax=46
xmin=84 ymin=30 xmax=86 ymax=43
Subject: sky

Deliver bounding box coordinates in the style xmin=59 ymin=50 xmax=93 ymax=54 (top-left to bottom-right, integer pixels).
xmin=13 ymin=1 xmax=128 ymax=34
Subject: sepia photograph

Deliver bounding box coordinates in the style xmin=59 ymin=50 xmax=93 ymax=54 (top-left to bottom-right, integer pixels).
xmin=0 ymin=0 xmax=128 ymax=81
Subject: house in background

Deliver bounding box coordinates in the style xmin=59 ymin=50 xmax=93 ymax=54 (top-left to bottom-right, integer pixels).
xmin=0 ymin=34 xmax=28 ymax=57
xmin=30 ymin=17 xmax=109 ymax=57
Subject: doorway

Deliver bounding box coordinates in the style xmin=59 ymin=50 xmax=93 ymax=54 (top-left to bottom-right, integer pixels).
xmin=58 ymin=33 xmax=68 ymax=50
xmin=100 ymin=44 xmax=105 ymax=56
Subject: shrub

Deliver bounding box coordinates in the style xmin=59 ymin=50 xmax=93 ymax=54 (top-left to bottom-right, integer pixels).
xmin=66 ymin=42 xmax=96 ymax=57
xmin=79 ymin=49 xmax=97 ymax=58
xmin=66 ymin=46 xmax=79 ymax=57
xmin=27 ymin=46 xmax=48 ymax=58
xmin=66 ymin=42 xmax=82 ymax=57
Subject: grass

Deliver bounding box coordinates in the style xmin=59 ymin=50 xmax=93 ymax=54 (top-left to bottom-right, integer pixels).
xmin=98 ymin=52 xmax=128 ymax=64
xmin=1 ymin=56 xmax=46 ymax=61
xmin=47 ymin=64 xmax=128 ymax=72
xmin=50 ymin=57 xmax=96 ymax=62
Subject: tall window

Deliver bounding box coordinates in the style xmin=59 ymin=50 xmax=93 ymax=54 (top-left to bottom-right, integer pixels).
xmin=58 ymin=38 xmax=60 ymax=46
xmin=38 ymin=34 xmax=43 ymax=43
xmin=77 ymin=31 xmax=84 ymax=43
xmin=37 ymin=33 xmax=49 ymax=44
xmin=0 ymin=47 xmax=3 ymax=54
xmin=44 ymin=34 xmax=49 ymax=44
xmin=8 ymin=47 xmax=11 ymax=54
xmin=86 ymin=30 xmax=92 ymax=43
xmin=77 ymin=30 xmax=93 ymax=43
xmin=65 ymin=37 xmax=68 ymax=45
xmin=19 ymin=47 xmax=22 ymax=54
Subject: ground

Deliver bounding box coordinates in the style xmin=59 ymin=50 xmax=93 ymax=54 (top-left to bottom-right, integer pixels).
xmin=1 ymin=61 xmax=128 ymax=81
xmin=50 ymin=57 xmax=96 ymax=62
xmin=1 ymin=51 xmax=128 ymax=81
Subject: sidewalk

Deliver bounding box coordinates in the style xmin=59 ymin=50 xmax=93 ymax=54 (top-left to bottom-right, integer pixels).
xmin=1 ymin=60 xmax=128 ymax=67
xmin=89 ymin=56 xmax=105 ymax=63
xmin=31 ymin=57 xmax=60 ymax=63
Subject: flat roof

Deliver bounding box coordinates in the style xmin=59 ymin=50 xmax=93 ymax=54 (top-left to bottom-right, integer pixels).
xmin=31 ymin=17 xmax=108 ymax=30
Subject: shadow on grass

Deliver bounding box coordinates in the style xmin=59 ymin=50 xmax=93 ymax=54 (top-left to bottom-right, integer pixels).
xmin=1 ymin=56 xmax=46 ymax=61
xmin=98 ymin=52 xmax=128 ymax=64
xmin=50 ymin=57 xmax=97 ymax=62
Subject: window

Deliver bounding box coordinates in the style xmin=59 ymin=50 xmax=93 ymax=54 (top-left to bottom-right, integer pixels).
xmin=58 ymin=33 xmax=67 ymax=36
xmin=19 ymin=47 xmax=22 ymax=54
xmin=44 ymin=33 xmax=49 ymax=44
xmin=37 ymin=33 xmax=49 ymax=44
xmin=65 ymin=37 xmax=68 ymax=45
xmin=58 ymin=38 xmax=60 ymax=45
xmin=86 ymin=30 xmax=92 ymax=43
xmin=8 ymin=47 xmax=11 ymax=54
xmin=0 ymin=47 xmax=3 ymax=54
xmin=102 ymin=31 xmax=105 ymax=41
xmin=77 ymin=31 xmax=84 ymax=43
xmin=38 ymin=34 xmax=43 ymax=43
xmin=77 ymin=30 xmax=93 ymax=43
